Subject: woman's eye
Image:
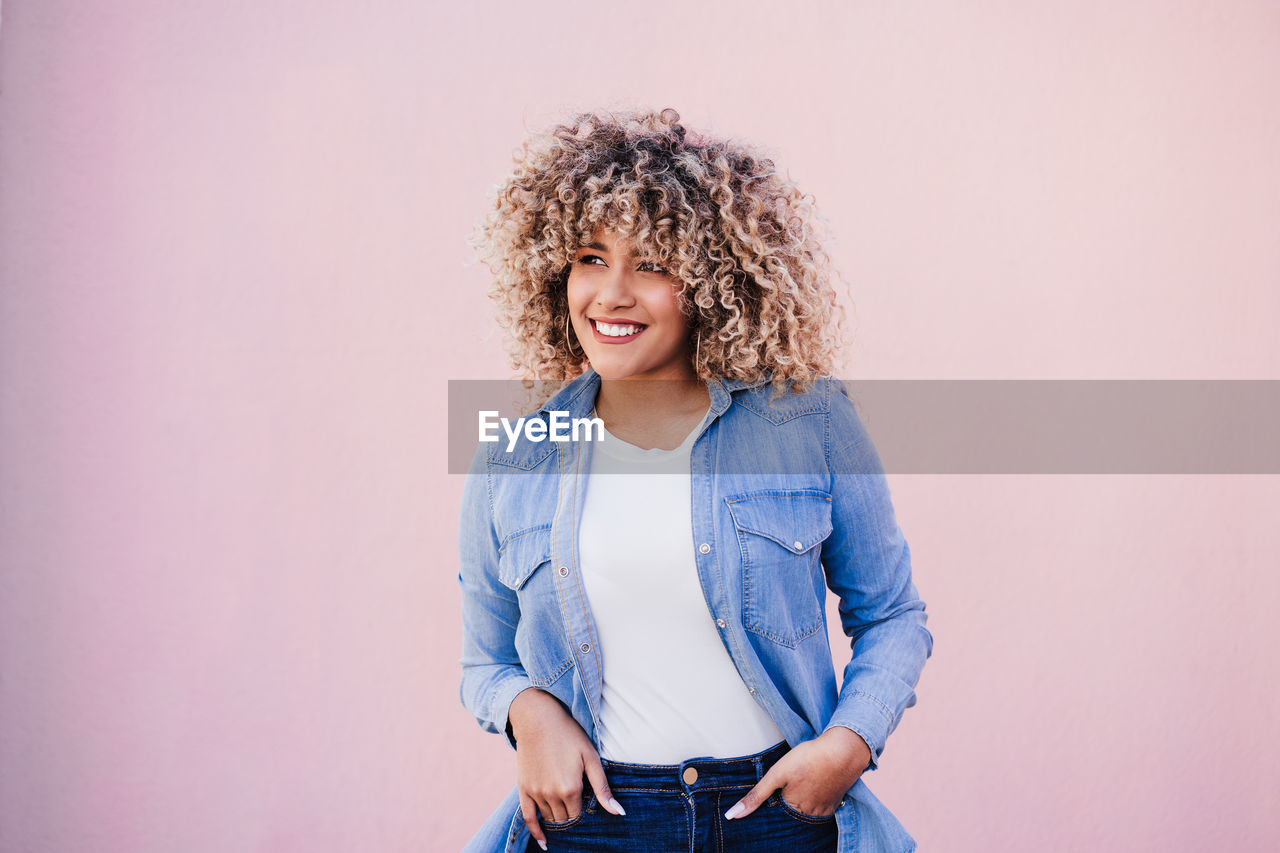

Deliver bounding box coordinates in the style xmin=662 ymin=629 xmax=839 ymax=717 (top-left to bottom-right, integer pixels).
xmin=576 ymin=254 xmax=666 ymax=274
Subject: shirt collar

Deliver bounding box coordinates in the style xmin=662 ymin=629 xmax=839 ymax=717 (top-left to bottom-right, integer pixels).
xmin=536 ymin=367 xmax=771 ymax=420
xmin=536 ymin=369 xmax=600 ymax=419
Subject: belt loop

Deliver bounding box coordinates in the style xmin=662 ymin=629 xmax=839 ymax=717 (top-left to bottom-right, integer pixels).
xmin=753 ymin=755 xmax=764 ymax=782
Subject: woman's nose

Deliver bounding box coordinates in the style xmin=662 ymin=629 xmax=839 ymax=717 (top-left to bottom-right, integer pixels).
xmin=596 ymin=268 xmax=637 ymax=308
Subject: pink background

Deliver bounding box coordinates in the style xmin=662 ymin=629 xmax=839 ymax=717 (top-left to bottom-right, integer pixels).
xmin=2 ymin=1 xmax=1278 ymax=850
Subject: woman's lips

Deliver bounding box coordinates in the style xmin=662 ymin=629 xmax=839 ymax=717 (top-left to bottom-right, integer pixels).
xmin=589 ymin=318 xmax=646 ymax=344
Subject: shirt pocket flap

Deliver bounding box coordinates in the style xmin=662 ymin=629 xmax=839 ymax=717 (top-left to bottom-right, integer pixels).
xmin=725 ymin=491 xmax=834 ymax=554
xmin=497 ymin=526 xmax=553 ymax=590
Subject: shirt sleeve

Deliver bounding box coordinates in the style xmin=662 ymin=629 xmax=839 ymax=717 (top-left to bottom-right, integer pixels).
xmin=819 ymin=378 xmax=934 ymax=770
xmin=457 ymin=442 xmax=533 ymax=751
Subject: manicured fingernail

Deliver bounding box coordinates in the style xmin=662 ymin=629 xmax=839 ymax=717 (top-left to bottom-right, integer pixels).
xmin=536 ymin=840 xmax=547 ymax=851
xmin=606 ymin=796 xmax=626 ymax=816
xmin=724 ymin=802 xmax=745 ymax=820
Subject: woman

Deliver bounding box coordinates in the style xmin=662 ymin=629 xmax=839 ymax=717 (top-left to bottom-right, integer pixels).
xmin=459 ymin=108 xmax=932 ymax=853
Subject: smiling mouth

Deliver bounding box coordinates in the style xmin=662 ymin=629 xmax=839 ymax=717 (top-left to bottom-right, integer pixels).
xmin=589 ymin=319 xmax=647 ymax=342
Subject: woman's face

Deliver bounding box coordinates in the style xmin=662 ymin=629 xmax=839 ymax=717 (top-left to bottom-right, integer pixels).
xmin=566 ymin=229 xmax=696 ymax=382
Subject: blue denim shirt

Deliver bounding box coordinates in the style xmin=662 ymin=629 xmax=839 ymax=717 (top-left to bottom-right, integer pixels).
xmin=458 ymin=368 xmax=933 ymax=853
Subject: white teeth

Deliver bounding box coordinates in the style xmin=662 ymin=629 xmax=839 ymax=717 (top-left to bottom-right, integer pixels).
xmin=597 ymin=322 xmax=642 ymax=337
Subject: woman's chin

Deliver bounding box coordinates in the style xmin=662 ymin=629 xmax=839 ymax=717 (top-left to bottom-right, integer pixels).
xmin=589 ymin=366 xmax=639 ymax=382
xmin=584 ymin=359 xmax=637 ymax=381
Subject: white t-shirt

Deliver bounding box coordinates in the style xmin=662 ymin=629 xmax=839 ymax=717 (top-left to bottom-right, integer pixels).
xmin=577 ymin=408 xmax=786 ymax=763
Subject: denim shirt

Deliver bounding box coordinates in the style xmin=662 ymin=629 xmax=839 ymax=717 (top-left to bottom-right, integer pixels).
xmin=457 ymin=368 xmax=933 ymax=853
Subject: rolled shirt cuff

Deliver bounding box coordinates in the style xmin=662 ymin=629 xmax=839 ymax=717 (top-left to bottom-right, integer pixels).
xmin=490 ymin=672 xmax=535 ymax=751
xmin=823 ymin=690 xmax=896 ymax=771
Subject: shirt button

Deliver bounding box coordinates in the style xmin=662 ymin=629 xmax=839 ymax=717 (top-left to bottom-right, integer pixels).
xmin=698 ymin=543 xmax=711 ymax=554
xmin=682 ymin=766 xmax=699 ymax=785
xmin=793 ymin=541 xmax=804 ymax=551
xmin=580 ymin=642 xmax=591 ymax=653
xmin=716 ymin=618 xmax=726 ymax=628
xmin=558 ymin=566 xmax=569 ymax=577
xmin=748 ymin=687 xmax=757 ymax=694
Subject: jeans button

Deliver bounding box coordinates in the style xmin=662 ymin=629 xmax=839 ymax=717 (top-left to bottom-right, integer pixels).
xmin=682 ymin=766 xmax=698 ymax=784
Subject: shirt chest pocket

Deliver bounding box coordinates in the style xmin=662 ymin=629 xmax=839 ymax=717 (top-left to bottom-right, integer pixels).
xmin=497 ymin=526 xmax=575 ymax=687
xmin=725 ymin=491 xmax=834 ymax=648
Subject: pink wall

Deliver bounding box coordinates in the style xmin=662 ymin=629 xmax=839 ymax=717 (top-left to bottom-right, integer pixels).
xmin=2 ymin=1 xmax=1278 ymax=850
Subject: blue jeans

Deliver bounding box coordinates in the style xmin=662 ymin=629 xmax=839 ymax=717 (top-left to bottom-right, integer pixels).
xmin=539 ymin=740 xmax=838 ymax=852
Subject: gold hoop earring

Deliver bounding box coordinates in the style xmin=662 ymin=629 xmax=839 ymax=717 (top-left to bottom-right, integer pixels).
xmin=565 ymin=313 xmax=582 ymax=358
xmin=694 ymin=331 xmax=702 ymax=372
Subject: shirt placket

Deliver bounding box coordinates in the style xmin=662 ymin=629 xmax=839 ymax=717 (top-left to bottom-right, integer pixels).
xmin=549 ymin=427 xmax=604 ymax=744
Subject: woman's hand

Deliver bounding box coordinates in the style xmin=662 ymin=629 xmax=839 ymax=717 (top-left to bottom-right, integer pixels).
xmin=508 ymin=687 xmax=626 ymax=851
xmin=723 ymin=727 xmax=871 ymax=821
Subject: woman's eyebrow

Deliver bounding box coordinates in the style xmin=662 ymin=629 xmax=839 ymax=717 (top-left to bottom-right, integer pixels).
xmin=580 ymin=241 xmax=649 ymax=259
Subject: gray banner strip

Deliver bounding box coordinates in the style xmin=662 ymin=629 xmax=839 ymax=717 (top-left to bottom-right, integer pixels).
xmin=448 ymin=380 xmax=1280 ymax=474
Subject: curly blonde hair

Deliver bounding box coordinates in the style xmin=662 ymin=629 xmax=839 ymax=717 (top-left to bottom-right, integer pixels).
xmin=471 ymin=107 xmax=847 ymax=403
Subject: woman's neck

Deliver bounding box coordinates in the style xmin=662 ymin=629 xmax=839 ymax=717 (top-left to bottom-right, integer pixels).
xmin=594 ymin=378 xmax=711 ymax=451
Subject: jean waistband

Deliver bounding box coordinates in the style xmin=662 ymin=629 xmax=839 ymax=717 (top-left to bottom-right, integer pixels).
xmin=597 ymin=740 xmax=791 ymax=793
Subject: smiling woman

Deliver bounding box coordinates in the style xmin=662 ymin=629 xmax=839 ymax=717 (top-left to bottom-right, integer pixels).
xmin=568 ymin=229 xmax=695 ymax=382
xmin=460 ymin=108 xmax=932 ymax=853
xmin=471 ymin=107 xmax=843 ymax=398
